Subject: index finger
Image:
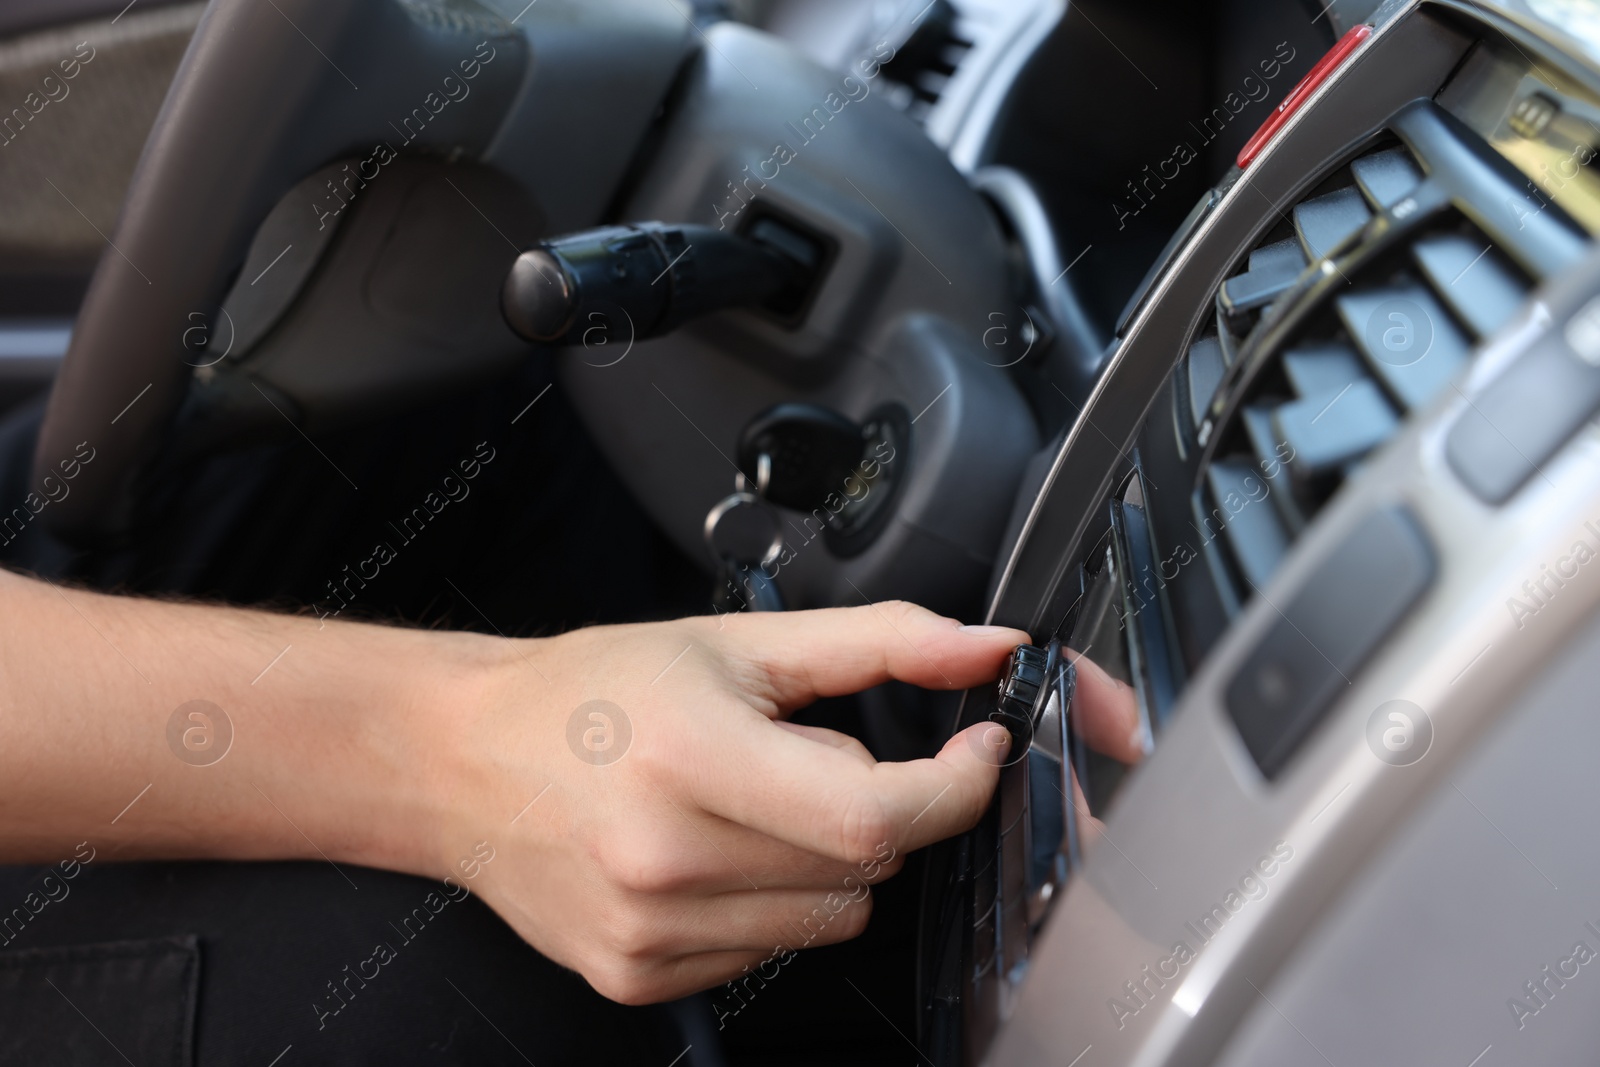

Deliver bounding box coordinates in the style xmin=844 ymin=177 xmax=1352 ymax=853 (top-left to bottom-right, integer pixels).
xmin=691 ymin=712 xmax=1012 ymax=864
xmin=701 ymin=600 xmax=1030 ymax=716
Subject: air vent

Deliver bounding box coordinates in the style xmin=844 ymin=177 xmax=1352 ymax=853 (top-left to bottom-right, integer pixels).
xmin=921 ymin=95 xmax=1592 ymax=1067
xmin=1179 ymin=101 xmax=1587 ymax=611
xmin=871 ymin=0 xmax=976 ymax=122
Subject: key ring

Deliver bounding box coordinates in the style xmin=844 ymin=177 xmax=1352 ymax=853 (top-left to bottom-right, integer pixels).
xmin=702 ymin=490 xmax=784 ymax=569
xmin=734 ymin=452 xmax=772 ymax=498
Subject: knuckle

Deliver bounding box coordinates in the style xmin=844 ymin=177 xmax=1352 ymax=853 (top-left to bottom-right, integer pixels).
xmin=600 ymin=833 xmax=692 ymax=895
xmin=624 ymin=735 xmax=671 ymax=783
xmin=872 ymin=852 xmax=906 ymax=881
xmin=836 ymin=791 xmax=894 ymax=863
xmin=833 ymin=894 xmax=873 ymax=939
xmin=602 ymin=900 xmax=671 ymax=963
xmin=880 ymin=599 xmax=922 ymax=626
xmin=587 ymin=958 xmax=659 ymax=1005
xmin=798 ymin=891 xmax=872 ymax=946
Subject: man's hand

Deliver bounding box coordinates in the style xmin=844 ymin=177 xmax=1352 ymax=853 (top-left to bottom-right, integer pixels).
xmin=425 ymin=603 xmax=1028 ymax=1004
xmin=0 ymin=570 xmax=1027 ymax=1007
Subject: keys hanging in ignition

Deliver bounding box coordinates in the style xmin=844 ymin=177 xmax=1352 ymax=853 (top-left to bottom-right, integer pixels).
xmin=705 ymin=455 xmax=784 ymax=614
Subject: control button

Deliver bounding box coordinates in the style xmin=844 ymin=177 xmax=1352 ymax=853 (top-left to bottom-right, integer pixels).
xmin=1225 ymin=506 xmax=1435 ymax=778
xmin=994 ymin=644 xmax=1048 ymax=731
xmin=1446 ymin=293 xmax=1600 ymax=504
xmin=1237 ymin=24 xmax=1374 ymax=170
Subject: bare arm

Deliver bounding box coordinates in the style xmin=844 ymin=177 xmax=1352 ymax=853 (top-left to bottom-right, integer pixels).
xmin=0 ymin=570 xmax=1038 ymax=1001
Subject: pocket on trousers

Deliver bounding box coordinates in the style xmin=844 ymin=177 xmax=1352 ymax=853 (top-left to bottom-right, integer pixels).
xmin=0 ymin=935 xmax=199 ymax=1066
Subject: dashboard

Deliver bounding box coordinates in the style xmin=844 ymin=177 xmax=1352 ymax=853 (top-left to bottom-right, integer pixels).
xmin=0 ymin=2 xmax=1597 ymax=1063
xmin=912 ymin=1 xmax=1600 ymax=1065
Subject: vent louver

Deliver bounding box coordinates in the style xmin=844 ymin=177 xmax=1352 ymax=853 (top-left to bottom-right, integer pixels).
xmin=921 ymin=95 xmax=1592 ymax=1067
xmin=1181 ymin=101 xmax=1586 ymax=611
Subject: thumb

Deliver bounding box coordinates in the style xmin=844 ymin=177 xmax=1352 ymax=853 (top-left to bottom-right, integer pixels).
xmin=893 ymin=720 xmax=1014 ymax=853
xmin=710 ymin=601 xmax=1031 ymax=714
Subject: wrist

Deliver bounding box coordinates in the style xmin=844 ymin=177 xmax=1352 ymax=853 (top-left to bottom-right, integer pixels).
xmin=357 ymin=628 xmax=539 ymax=886
xmin=295 ymin=623 xmax=522 ymax=884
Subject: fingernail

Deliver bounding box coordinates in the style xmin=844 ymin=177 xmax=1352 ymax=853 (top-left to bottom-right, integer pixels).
xmin=984 ymin=725 xmax=1012 ymax=754
xmin=959 ymin=624 xmax=1012 ymax=636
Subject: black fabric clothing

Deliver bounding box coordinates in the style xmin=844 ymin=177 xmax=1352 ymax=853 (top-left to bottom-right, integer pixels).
xmin=0 ymin=363 xmax=708 ymax=1064
xmin=0 ymin=935 xmax=199 ymax=1066
xmin=0 ymin=861 xmax=691 ymax=1065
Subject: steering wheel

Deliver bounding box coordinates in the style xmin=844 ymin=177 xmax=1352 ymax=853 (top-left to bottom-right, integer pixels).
xmin=31 ymin=0 xmax=684 ymax=545
xmin=41 ymin=0 xmax=1044 ymax=620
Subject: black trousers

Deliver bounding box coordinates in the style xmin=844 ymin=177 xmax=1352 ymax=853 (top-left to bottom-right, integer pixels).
xmin=0 ymin=362 xmax=713 ymax=1065
xmin=0 ymin=860 xmax=700 ymax=1065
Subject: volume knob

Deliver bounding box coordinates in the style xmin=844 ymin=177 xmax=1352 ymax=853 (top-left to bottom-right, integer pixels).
xmin=994 ymin=643 xmax=1048 ymax=729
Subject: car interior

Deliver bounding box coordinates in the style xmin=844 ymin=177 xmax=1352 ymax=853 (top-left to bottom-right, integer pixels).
xmin=2 ymin=0 xmax=1599 ymax=1063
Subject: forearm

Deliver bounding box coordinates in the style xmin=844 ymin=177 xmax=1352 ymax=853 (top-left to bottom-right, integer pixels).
xmin=0 ymin=575 xmax=1036 ymax=1002
xmin=0 ymin=567 xmax=497 ymax=877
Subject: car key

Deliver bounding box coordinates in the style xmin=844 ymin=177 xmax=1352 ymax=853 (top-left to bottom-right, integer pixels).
xmin=737 ymin=404 xmax=867 ymax=512
xmin=711 ymin=556 xmax=784 ymax=613
xmin=704 ymin=468 xmax=785 ymax=612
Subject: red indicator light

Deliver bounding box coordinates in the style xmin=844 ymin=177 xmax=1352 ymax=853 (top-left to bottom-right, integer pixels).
xmin=1236 ymin=24 xmax=1374 ymax=169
